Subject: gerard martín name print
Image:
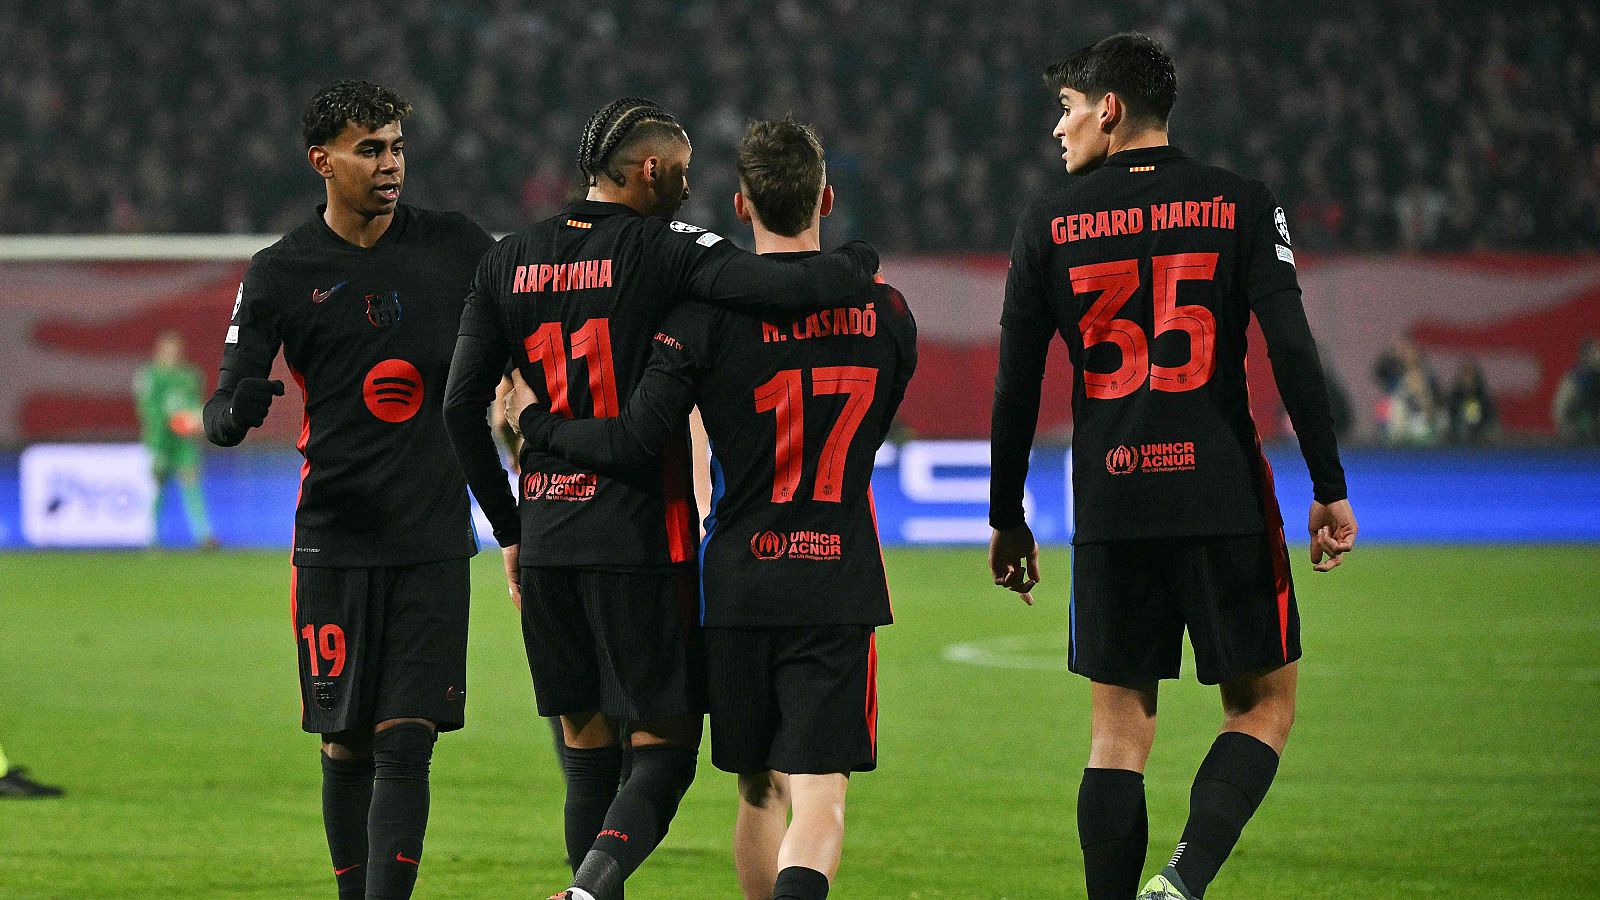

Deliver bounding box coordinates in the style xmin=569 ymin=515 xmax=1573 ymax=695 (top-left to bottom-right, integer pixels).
xmin=1051 ymin=196 xmax=1238 ymax=243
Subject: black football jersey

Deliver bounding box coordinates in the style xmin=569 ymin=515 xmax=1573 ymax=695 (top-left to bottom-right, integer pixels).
xmin=994 ymin=145 xmax=1346 ymax=543
xmin=444 ymin=200 xmax=879 ymax=569
xmin=517 ymin=256 xmax=917 ymax=627
xmin=209 ymin=204 xmax=494 ymax=566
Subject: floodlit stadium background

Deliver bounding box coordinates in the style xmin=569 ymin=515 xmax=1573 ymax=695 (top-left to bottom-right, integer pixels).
xmin=2 ymin=2 xmax=1597 ymax=897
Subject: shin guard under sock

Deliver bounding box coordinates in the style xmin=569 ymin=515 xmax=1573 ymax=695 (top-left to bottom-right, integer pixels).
xmin=366 ymin=723 xmax=435 ymax=899
xmin=321 ymin=752 xmax=374 ymax=900
xmin=1078 ymin=767 xmax=1148 ymax=900
xmin=561 ymin=744 xmax=623 ymax=872
xmin=1169 ymin=731 xmax=1280 ymax=897
xmin=574 ymin=745 xmax=697 ymax=897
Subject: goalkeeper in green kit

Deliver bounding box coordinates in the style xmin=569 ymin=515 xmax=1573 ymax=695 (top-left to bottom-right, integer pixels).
xmin=133 ymin=330 xmax=217 ymax=549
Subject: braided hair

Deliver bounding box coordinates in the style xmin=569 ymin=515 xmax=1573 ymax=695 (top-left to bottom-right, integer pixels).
xmin=577 ymin=97 xmax=684 ymax=187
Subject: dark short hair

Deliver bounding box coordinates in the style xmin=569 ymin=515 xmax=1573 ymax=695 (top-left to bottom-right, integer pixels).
xmin=577 ymin=97 xmax=687 ymax=187
xmin=1044 ymin=32 xmax=1177 ymax=126
xmin=302 ymin=80 xmax=412 ymax=148
xmin=736 ymin=116 xmax=826 ymax=237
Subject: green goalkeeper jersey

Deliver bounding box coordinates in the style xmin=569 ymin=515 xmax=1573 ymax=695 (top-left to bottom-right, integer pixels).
xmin=134 ymin=362 xmax=204 ymax=456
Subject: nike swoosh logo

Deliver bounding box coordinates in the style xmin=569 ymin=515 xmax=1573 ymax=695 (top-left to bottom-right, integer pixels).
xmin=311 ymin=281 xmax=347 ymax=304
xmin=334 ymin=864 xmax=362 ymax=876
xmin=395 ymin=852 xmax=420 ymax=866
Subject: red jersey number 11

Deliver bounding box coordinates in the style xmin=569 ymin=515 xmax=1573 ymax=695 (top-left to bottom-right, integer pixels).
xmin=524 ymin=318 xmax=620 ymax=418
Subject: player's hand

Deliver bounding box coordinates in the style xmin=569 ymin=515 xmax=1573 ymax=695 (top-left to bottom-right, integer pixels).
xmin=989 ymin=523 xmax=1041 ymax=605
xmin=505 ymin=370 xmax=537 ymax=437
xmin=1308 ymin=499 xmax=1357 ymax=572
xmin=228 ymin=377 xmax=284 ymax=430
xmin=836 ymin=240 xmax=880 ymax=281
xmin=501 ymin=542 xmax=522 ymax=612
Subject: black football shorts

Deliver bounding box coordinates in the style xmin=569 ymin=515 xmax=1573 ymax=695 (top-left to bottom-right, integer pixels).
xmin=291 ymin=558 xmax=470 ymax=735
xmin=519 ymin=565 xmax=706 ymax=721
xmin=705 ymin=625 xmax=879 ymax=776
xmin=1069 ymin=530 xmax=1299 ymax=685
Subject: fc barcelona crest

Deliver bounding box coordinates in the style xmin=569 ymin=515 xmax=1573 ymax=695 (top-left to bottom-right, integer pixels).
xmin=365 ymin=290 xmax=402 ymax=328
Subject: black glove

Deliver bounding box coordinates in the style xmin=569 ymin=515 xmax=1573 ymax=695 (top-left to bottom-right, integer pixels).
xmin=229 ymin=377 xmax=284 ymax=431
xmin=836 ymin=239 xmax=880 ymax=281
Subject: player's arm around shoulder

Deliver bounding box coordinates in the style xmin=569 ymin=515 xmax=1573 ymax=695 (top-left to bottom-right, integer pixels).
xmin=513 ymin=302 xmax=711 ymax=472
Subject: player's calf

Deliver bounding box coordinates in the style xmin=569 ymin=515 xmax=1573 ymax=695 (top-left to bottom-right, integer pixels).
xmin=1155 ymin=664 xmax=1297 ymax=898
xmin=1081 ymin=681 xmax=1157 ymax=899
xmin=366 ymin=718 xmax=436 ymax=900
xmin=565 ymin=716 xmax=700 ymax=900
xmin=771 ymin=772 xmax=848 ymax=899
xmin=735 ymin=771 xmax=790 ymax=899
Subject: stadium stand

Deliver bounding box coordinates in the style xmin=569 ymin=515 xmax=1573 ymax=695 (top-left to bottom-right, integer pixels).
xmin=0 ymin=0 xmax=1595 ymax=252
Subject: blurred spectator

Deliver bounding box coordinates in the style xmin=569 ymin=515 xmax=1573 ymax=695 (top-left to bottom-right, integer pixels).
xmin=1372 ymin=337 xmax=1441 ymax=440
xmin=1372 ymin=338 xmax=1443 ymax=443
xmin=1445 ymin=362 xmax=1499 ymax=444
xmin=0 ymin=0 xmax=1594 ymax=253
xmin=1386 ymin=367 xmax=1444 ymax=445
xmin=1324 ymin=361 xmax=1355 ymax=441
xmin=1553 ymin=339 xmax=1600 ymax=443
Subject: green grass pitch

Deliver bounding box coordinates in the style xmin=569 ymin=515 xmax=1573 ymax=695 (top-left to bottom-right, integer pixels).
xmin=2 ymin=546 xmax=1597 ymax=897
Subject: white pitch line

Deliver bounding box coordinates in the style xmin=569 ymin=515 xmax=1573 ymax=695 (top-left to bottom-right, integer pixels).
xmin=941 ymin=633 xmax=1071 ymax=671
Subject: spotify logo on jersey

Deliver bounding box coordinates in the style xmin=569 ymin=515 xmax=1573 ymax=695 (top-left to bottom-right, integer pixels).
xmin=363 ymin=359 xmax=424 ymax=423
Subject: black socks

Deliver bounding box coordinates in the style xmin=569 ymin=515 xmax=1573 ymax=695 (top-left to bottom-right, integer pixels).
xmin=321 ymin=751 xmax=374 ymax=900
xmin=562 ymin=744 xmax=623 ymax=872
xmin=573 ymin=745 xmax=697 ymax=898
xmin=1078 ymin=767 xmax=1148 ymax=900
xmin=772 ymin=865 xmax=830 ymax=899
xmin=1168 ymin=732 xmax=1281 ymax=897
xmin=366 ymin=723 xmax=435 ymax=899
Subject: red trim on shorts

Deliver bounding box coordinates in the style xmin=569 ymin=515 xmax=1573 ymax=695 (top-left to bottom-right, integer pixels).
xmin=1249 ymin=420 xmax=1292 ymax=661
xmin=660 ymin=430 xmax=695 ymax=563
xmin=1265 ymin=524 xmax=1293 ymax=661
xmin=865 ymin=632 xmax=879 ymax=758
xmin=290 ymin=564 xmax=303 ymax=719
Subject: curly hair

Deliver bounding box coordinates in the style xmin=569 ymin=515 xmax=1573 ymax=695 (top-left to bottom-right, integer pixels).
xmin=1044 ymin=32 xmax=1177 ymax=126
xmin=302 ymin=80 xmax=412 ymax=148
xmin=736 ymin=115 xmax=826 ymax=237
xmin=576 ymin=97 xmax=685 ymax=187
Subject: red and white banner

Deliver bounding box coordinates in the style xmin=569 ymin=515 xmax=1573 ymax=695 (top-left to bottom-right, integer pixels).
xmin=2 ymin=252 xmax=1596 ymax=443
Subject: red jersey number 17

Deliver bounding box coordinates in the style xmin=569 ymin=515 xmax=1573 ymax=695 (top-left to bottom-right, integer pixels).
xmin=754 ymin=366 xmax=878 ymax=504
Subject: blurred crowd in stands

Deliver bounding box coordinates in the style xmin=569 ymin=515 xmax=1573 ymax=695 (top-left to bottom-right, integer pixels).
xmin=1364 ymin=336 xmax=1600 ymax=446
xmin=1 ymin=0 xmax=1596 ymax=252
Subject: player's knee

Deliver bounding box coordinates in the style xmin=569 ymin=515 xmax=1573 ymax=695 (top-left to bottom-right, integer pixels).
xmin=374 ymin=717 xmax=436 ymax=735
xmin=322 ymin=730 xmax=372 ymax=761
xmin=1223 ymin=694 xmax=1295 ymax=746
xmin=561 ymin=711 xmax=617 ymax=749
xmin=372 ymin=720 xmax=436 ymax=782
xmin=738 ymin=771 xmax=786 ymax=809
xmin=631 ymin=713 xmax=702 ymax=750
